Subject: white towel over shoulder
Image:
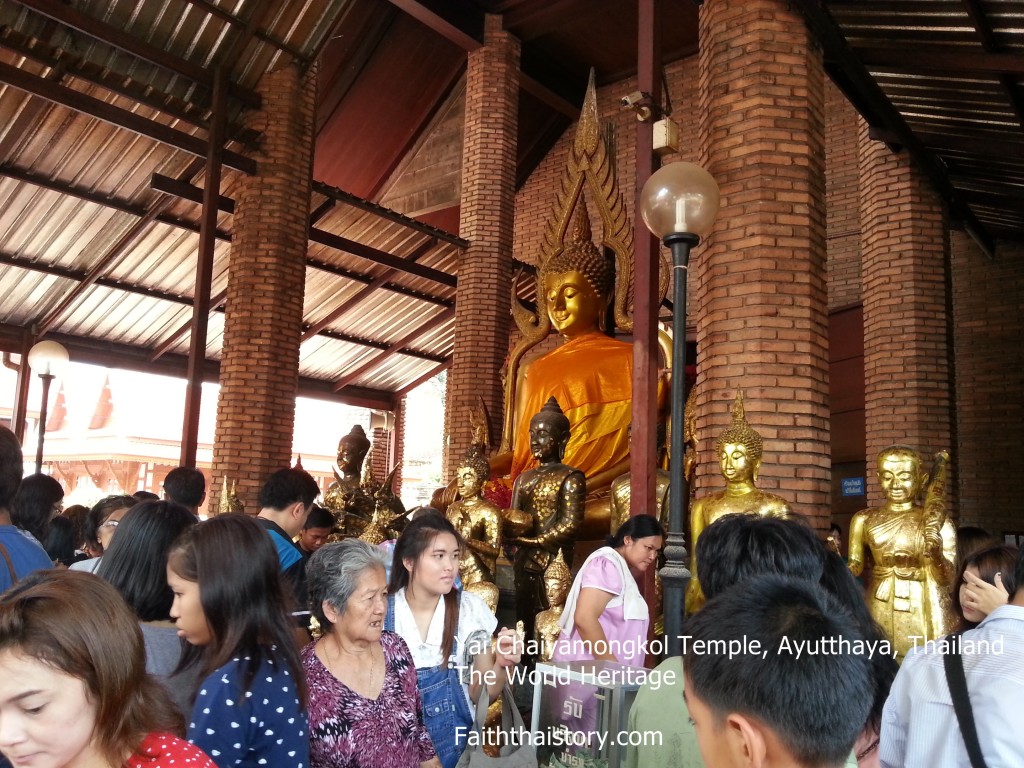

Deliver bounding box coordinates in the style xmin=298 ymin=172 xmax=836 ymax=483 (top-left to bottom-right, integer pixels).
xmin=557 ymin=546 xmax=648 ymax=634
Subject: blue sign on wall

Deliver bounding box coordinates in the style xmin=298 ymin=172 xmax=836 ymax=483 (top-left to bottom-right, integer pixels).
xmin=841 ymin=477 xmax=865 ymax=497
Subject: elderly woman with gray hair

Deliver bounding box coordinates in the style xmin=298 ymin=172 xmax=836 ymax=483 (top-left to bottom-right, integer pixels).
xmin=303 ymin=539 xmax=440 ymax=768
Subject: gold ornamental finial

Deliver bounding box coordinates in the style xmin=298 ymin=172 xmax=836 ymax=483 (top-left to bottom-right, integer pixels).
xmin=218 ymin=476 xmax=232 ymax=514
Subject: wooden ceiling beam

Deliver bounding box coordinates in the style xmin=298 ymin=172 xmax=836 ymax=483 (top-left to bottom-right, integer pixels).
xmin=0 ymin=26 xmax=259 ymax=144
xmin=34 ymin=163 xmax=203 ymax=336
xmin=913 ymin=131 xmax=1024 ymax=160
xmin=177 ymin=0 xmax=308 ymax=64
xmin=0 ymin=323 xmax=398 ymax=411
xmin=854 ymin=45 xmax=1024 ymax=76
xmin=150 ymin=173 xmax=458 ymax=287
xmin=383 ymin=0 xmax=482 ymax=51
xmin=332 ymin=307 xmax=455 ymax=392
xmin=0 ymin=61 xmax=256 ymax=174
xmin=796 ymin=1 xmax=997 ymax=258
xmin=10 ymin=0 xmax=260 ymax=108
xmin=395 ymin=360 xmax=450 ymax=398
xmin=301 ymin=239 xmax=437 ymax=342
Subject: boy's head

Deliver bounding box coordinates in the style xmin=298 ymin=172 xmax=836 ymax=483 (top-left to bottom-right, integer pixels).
xmin=696 ymin=514 xmax=826 ymax=601
xmin=298 ymin=505 xmax=335 ymax=554
xmin=683 ymin=575 xmax=874 ymax=768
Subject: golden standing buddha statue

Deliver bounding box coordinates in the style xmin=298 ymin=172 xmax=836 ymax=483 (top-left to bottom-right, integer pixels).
xmin=323 ymin=425 xmax=374 ymax=530
xmin=446 ymin=445 xmax=502 ymax=612
xmin=510 ymin=397 xmax=585 ymax=644
xmin=848 ymin=446 xmax=956 ymax=660
xmin=686 ymin=393 xmax=792 ymax=614
xmin=534 ymin=550 xmax=572 ymax=662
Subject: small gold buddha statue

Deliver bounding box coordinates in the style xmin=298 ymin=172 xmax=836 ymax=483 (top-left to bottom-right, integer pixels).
xmin=446 ymin=445 xmax=502 ymax=612
xmin=534 ymin=550 xmax=572 ymax=662
xmin=686 ymin=393 xmax=792 ymax=614
xmin=509 ymin=397 xmax=585 ymax=644
xmin=356 ymin=461 xmax=406 ymax=544
xmin=848 ymin=446 xmax=956 ymax=660
xmin=323 ymin=425 xmax=374 ymax=530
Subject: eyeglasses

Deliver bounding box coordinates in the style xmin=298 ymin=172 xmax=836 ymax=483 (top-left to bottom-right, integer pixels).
xmin=99 ymin=519 xmax=120 ymax=530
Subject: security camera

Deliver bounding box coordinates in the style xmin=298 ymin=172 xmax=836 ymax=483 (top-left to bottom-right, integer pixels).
xmin=620 ymin=91 xmax=655 ymax=121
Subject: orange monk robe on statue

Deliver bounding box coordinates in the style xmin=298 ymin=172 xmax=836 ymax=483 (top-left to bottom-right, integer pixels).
xmin=511 ymin=331 xmax=633 ymax=481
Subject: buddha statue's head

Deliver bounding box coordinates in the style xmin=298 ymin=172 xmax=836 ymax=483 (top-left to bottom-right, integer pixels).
xmin=877 ymin=445 xmax=926 ymax=506
xmin=456 ymin=446 xmax=491 ymax=500
xmin=337 ymin=425 xmax=371 ymax=475
xmin=714 ymin=393 xmax=764 ymax=484
xmin=543 ymin=550 xmax=571 ymax=609
xmin=541 ymin=205 xmax=614 ymax=339
xmin=529 ymin=397 xmax=571 ymax=462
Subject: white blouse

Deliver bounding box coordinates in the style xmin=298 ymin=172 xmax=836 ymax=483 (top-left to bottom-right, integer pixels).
xmin=392 ymin=588 xmax=497 ymax=669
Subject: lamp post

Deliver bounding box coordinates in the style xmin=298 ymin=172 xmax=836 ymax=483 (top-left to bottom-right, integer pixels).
xmin=26 ymin=340 xmax=69 ymax=473
xmin=640 ymin=162 xmax=720 ymax=656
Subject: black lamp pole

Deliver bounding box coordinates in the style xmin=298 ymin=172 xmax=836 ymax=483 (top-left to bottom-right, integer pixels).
xmin=34 ymin=371 xmax=54 ymax=474
xmin=662 ymin=231 xmax=698 ymax=657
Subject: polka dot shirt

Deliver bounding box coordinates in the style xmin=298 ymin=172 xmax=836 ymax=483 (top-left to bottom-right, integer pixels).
xmin=187 ymin=652 xmax=309 ymax=768
xmin=126 ymin=732 xmax=216 ymax=766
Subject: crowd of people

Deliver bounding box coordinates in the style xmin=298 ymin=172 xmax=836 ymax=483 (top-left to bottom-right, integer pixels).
xmin=0 ymin=422 xmax=1020 ymax=768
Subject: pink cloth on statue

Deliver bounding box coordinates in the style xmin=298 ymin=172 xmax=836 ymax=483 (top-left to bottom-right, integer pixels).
xmin=551 ymin=555 xmax=649 ymax=667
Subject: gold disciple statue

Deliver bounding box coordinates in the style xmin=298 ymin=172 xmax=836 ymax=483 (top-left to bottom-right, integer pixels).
xmin=509 ymin=397 xmax=585 ymax=644
xmin=686 ymin=393 xmax=792 ymax=614
xmin=446 ymin=445 xmax=502 ymax=612
xmin=848 ymin=447 xmax=957 ymax=660
xmin=534 ymin=550 xmax=572 ymax=662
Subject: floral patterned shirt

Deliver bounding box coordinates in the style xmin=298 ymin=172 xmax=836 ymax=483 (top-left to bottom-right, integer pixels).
xmin=303 ymin=631 xmax=436 ymax=768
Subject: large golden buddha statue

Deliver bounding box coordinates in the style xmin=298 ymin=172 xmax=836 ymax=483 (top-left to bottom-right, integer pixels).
xmin=686 ymin=393 xmax=792 ymax=614
xmin=491 ymin=72 xmax=669 ymax=541
xmin=509 ymin=397 xmax=585 ymax=644
xmin=848 ymin=446 xmax=957 ymax=660
xmin=446 ymin=444 xmax=501 ymax=612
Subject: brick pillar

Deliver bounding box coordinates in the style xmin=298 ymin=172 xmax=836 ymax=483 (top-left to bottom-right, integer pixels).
xmin=859 ymin=121 xmax=952 ymax=508
xmin=393 ymin=398 xmax=406 ymax=499
xmin=697 ymin=0 xmax=831 ymax=526
xmin=210 ymin=63 xmax=316 ymax=511
xmin=371 ymin=426 xmax=389 ymax=481
xmin=446 ymin=15 xmax=519 ymax=477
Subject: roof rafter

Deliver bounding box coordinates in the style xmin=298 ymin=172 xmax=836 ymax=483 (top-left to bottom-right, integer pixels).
xmin=796 ymin=0 xmax=997 ymax=257
xmin=332 ymin=307 xmax=455 ymax=392
xmin=11 ymin=0 xmax=261 ymax=108
xmin=152 ymin=174 xmax=459 ymax=287
xmin=0 ymin=60 xmax=256 ymax=174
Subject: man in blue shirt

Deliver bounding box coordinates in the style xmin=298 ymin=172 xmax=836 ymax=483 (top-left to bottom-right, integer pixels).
xmin=0 ymin=427 xmax=52 ymax=591
xmin=254 ymin=467 xmax=320 ymax=628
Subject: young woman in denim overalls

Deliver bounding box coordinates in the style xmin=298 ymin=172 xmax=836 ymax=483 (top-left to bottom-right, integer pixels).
xmin=385 ymin=513 xmax=521 ymax=768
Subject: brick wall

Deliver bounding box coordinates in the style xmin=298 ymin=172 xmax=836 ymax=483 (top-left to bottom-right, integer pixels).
xmin=695 ymin=0 xmax=831 ymax=525
xmin=446 ymin=15 xmax=519 ymax=477
xmin=859 ymin=122 xmax=953 ymax=508
xmin=210 ymin=63 xmax=317 ymax=510
xmin=826 ymin=80 xmax=861 ymax=311
xmin=951 ymin=233 xmax=1024 ymax=534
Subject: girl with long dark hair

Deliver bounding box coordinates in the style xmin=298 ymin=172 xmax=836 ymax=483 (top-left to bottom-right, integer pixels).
xmin=386 ymin=512 xmax=520 ymax=768
xmin=167 ymin=514 xmax=309 ymax=767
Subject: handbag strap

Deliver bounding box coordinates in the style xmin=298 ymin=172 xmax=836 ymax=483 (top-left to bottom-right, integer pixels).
xmin=0 ymin=543 xmax=16 ymax=583
xmin=942 ymin=631 xmax=989 ymax=768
